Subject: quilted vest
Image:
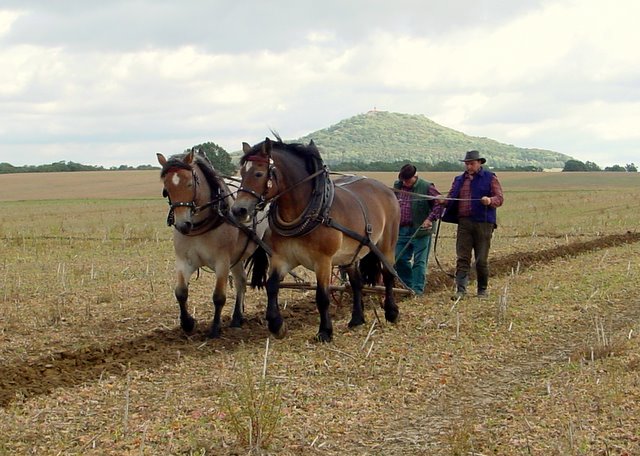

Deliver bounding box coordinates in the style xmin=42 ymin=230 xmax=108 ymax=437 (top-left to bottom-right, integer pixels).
xmin=442 ymin=168 xmax=497 ymax=226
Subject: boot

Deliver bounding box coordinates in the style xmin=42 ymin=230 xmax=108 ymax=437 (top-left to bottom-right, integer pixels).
xmin=453 ymin=272 xmax=468 ymax=299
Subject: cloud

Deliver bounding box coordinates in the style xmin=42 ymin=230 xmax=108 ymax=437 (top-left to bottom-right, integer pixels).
xmin=2 ymin=1 xmax=543 ymax=52
xmin=0 ymin=0 xmax=638 ymax=168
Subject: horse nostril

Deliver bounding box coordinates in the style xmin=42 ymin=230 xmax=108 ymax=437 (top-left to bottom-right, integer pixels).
xmin=176 ymin=221 xmax=192 ymax=234
xmin=232 ymin=206 xmax=246 ymax=218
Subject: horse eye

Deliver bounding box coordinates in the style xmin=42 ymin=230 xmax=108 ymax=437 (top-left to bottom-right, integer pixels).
xmin=162 ymin=189 xmax=168 ymax=198
xmin=255 ymin=171 xmax=264 ymax=178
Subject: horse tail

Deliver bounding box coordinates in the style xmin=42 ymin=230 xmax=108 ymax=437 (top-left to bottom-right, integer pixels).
xmin=359 ymin=251 xmax=382 ymax=286
xmin=246 ymin=245 xmax=269 ymax=289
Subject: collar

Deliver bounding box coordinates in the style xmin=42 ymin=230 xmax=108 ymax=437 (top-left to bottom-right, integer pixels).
xmin=465 ymin=167 xmax=485 ymax=178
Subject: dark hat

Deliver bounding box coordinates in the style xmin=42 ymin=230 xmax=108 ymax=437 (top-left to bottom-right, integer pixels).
xmin=460 ymin=150 xmax=486 ymax=164
xmin=398 ymin=163 xmax=417 ymax=180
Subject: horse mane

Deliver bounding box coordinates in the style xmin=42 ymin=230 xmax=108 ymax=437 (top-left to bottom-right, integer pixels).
xmin=240 ymin=135 xmax=322 ymax=166
xmin=160 ymin=152 xmax=224 ymax=193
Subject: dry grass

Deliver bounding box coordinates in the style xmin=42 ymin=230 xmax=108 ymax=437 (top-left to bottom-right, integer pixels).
xmin=1 ymin=171 xmax=640 ymax=455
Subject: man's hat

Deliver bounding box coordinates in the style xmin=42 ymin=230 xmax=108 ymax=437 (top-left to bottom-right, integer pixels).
xmin=398 ymin=163 xmax=417 ymax=180
xmin=460 ymin=150 xmax=486 ymax=164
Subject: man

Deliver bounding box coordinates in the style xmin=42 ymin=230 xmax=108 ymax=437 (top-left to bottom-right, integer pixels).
xmin=442 ymin=150 xmax=504 ymax=299
xmin=393 ymin=164 xmax=445 ymax=295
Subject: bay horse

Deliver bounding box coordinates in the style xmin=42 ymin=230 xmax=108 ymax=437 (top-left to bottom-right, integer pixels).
xmin=231 ymin=137 xmax=401 ymax=342
xmin=157 ymin=150 xmax=267 ymax=338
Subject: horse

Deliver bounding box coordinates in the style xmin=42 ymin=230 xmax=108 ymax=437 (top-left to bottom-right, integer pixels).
xmin=157 ymin=149 xmax=267 ymax=338
xmin=230 ymin=137 xmax=401 ymax=342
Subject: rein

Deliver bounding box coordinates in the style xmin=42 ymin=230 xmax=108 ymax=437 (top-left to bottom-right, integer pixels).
xmin=432 ymin=216 xmax=455 ymax=278
xmin=162 ymin=156 xmax=272 ymax=273
xmin=390 ymin=187 xmax=482 ymax=202
xmin=237 ymin=151 xmax=405 ymax=284
xmin=390 ymin=187 xmax=488 ymax=279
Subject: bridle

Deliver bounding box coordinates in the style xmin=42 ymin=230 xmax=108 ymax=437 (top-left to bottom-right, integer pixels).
xmin=237 ymin=153 xmax=328 ymax=213
xmin=236 ymin=155 xmax=277 ymax=211
xmin=163 ymin=165 xmax=228 ymax=232
xmin=163 ymin=166 xmax=200 ymax=226
xmin=237 ymin=150 xmax=333 ymax=238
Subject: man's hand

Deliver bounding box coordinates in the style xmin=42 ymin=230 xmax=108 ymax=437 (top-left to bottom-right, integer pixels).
xmin=481 ymin=196 xmax=492 ymax=206
xmin=422 ymin=219 xmax=433 ymax=229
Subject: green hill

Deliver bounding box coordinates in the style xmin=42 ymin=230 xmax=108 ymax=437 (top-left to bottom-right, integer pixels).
xmin=287 ymin=111 xmax=572 ymax=169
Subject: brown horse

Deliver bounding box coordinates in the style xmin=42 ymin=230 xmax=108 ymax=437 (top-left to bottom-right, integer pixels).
xmin=157 ymin=150 xmax=267 ymax=338
xmin=231 ymin=137 xmax=400 ymax=342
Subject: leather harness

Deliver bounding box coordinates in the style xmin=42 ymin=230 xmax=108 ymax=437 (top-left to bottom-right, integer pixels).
xmin=240 ymin=151 xmax=400 ymax=278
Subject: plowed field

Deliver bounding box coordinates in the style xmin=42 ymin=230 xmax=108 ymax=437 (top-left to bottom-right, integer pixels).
xmin=1 ymin=171 xmax=639 ymax=455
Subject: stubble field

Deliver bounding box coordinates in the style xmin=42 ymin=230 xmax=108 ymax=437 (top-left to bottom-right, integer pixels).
xmin=1 ymin=170 xmax=639 ymax=455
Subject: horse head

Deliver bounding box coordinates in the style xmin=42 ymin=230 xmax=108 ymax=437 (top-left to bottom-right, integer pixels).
xmin=231 ymin=138 xmax=279 ymax=223
xmin=158 ymin=150 xmax=209 ymax=235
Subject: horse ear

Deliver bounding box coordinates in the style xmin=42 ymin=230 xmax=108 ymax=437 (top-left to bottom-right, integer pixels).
xmin=309 ymin=139 xmax=315 ymax=147
xmin=242 ymin=142 xmax=252 ymax=154
xmin=157 ymin=153 xmax=167 ymax=166
xmin=185 ymin=150 xmax=195 ymax=164
xmin=263 ymin=137 xmax=272 ymax=155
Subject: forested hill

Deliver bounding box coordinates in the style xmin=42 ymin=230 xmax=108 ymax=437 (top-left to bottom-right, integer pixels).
xmin=293 ymin=111 xmax=572 ymax=169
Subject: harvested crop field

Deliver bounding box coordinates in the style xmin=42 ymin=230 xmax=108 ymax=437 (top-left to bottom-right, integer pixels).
xmin=1 ymin=170 xmax=639 ymax=455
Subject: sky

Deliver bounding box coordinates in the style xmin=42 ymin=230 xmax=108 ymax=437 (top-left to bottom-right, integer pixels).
xmin=1 ymin=0 xmax=639 ymax=168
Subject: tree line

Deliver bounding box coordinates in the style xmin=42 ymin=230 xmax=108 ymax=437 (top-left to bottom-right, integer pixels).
xmin=329 ymin=160 xmax=544 ymax=172
xmin=0 ymin=161 xmax=158 ymax=174
xmin=0 ymin=142 xmax=237 ymax=175
xmin=562 ymin=159 xmax=637 ymax=172
xmin=1 ymin=145 xmax=635 ymax=175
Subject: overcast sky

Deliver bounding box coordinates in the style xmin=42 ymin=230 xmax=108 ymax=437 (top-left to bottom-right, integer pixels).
xmin=1 ymin=0 xmax=638 ymax=168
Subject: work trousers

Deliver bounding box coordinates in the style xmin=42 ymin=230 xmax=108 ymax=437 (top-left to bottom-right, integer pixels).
xmin=395 ymin=226 xmax=432 ymax=295
xmin=455 ymin=217 xmax=494 ymax=293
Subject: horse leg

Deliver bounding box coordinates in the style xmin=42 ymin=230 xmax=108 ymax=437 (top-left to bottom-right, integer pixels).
xmin=315 ymin=260 xmax=334 ymax=342
xmin=265 ymin=269 xmax=286 ymax=338
xmin=382 ymin=268 xmax=399 ymax=323
xmin=229 ymin=262 xmax=246 ymax=328
xmin=175 ymin=269 xmax=196 ymax=334
xmin=345 ymin=264 xmax=366 ymax=328
xmin=206 ymin=273 xmax=227 ymax=338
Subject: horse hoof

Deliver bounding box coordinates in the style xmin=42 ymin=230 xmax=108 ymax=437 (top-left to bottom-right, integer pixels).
xmin=206 ymin=326 xmax=222 ymax=339
xmin=274 ymin=322 xmax=287 ymax=339
xmin=385 ymin=308 xmax=399 ymax=323
xmin=229 ymin=317 xmax=244 ymax=328
xmin=348 ymin=316 xmax=365 ymax=328
xmin=315 ymin=331 xmax=332 ymax=343
xmin=180 ymin=316 xmax=196 ymax=334
xmin=268 ymin=317 xmax=286 ymax=338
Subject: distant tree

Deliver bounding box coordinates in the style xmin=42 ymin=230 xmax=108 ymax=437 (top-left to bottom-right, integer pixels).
xmin=189 ymin=142 xmax=236 ymax=175
xmin=584 ymin=161 xmax=601 ymax=171
xmin=329 ymin=159 xmax=543 ymax=172
xmin=490 ymin=165 xmax=543 ymax=172
xmin=0 ymin=160 xmax=144 ymax=174
xmin=431 ymin=161 xmax=463 ymax=171
xmin=604 ymin=164 xmax=626 ymax=172
xmin=562 ymin=159 xmax=588 ymax=172
xmin=625 ymin=163 xmax=637 ymax=172
xmin=0 ymin=162 xmax=17 ymax=174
